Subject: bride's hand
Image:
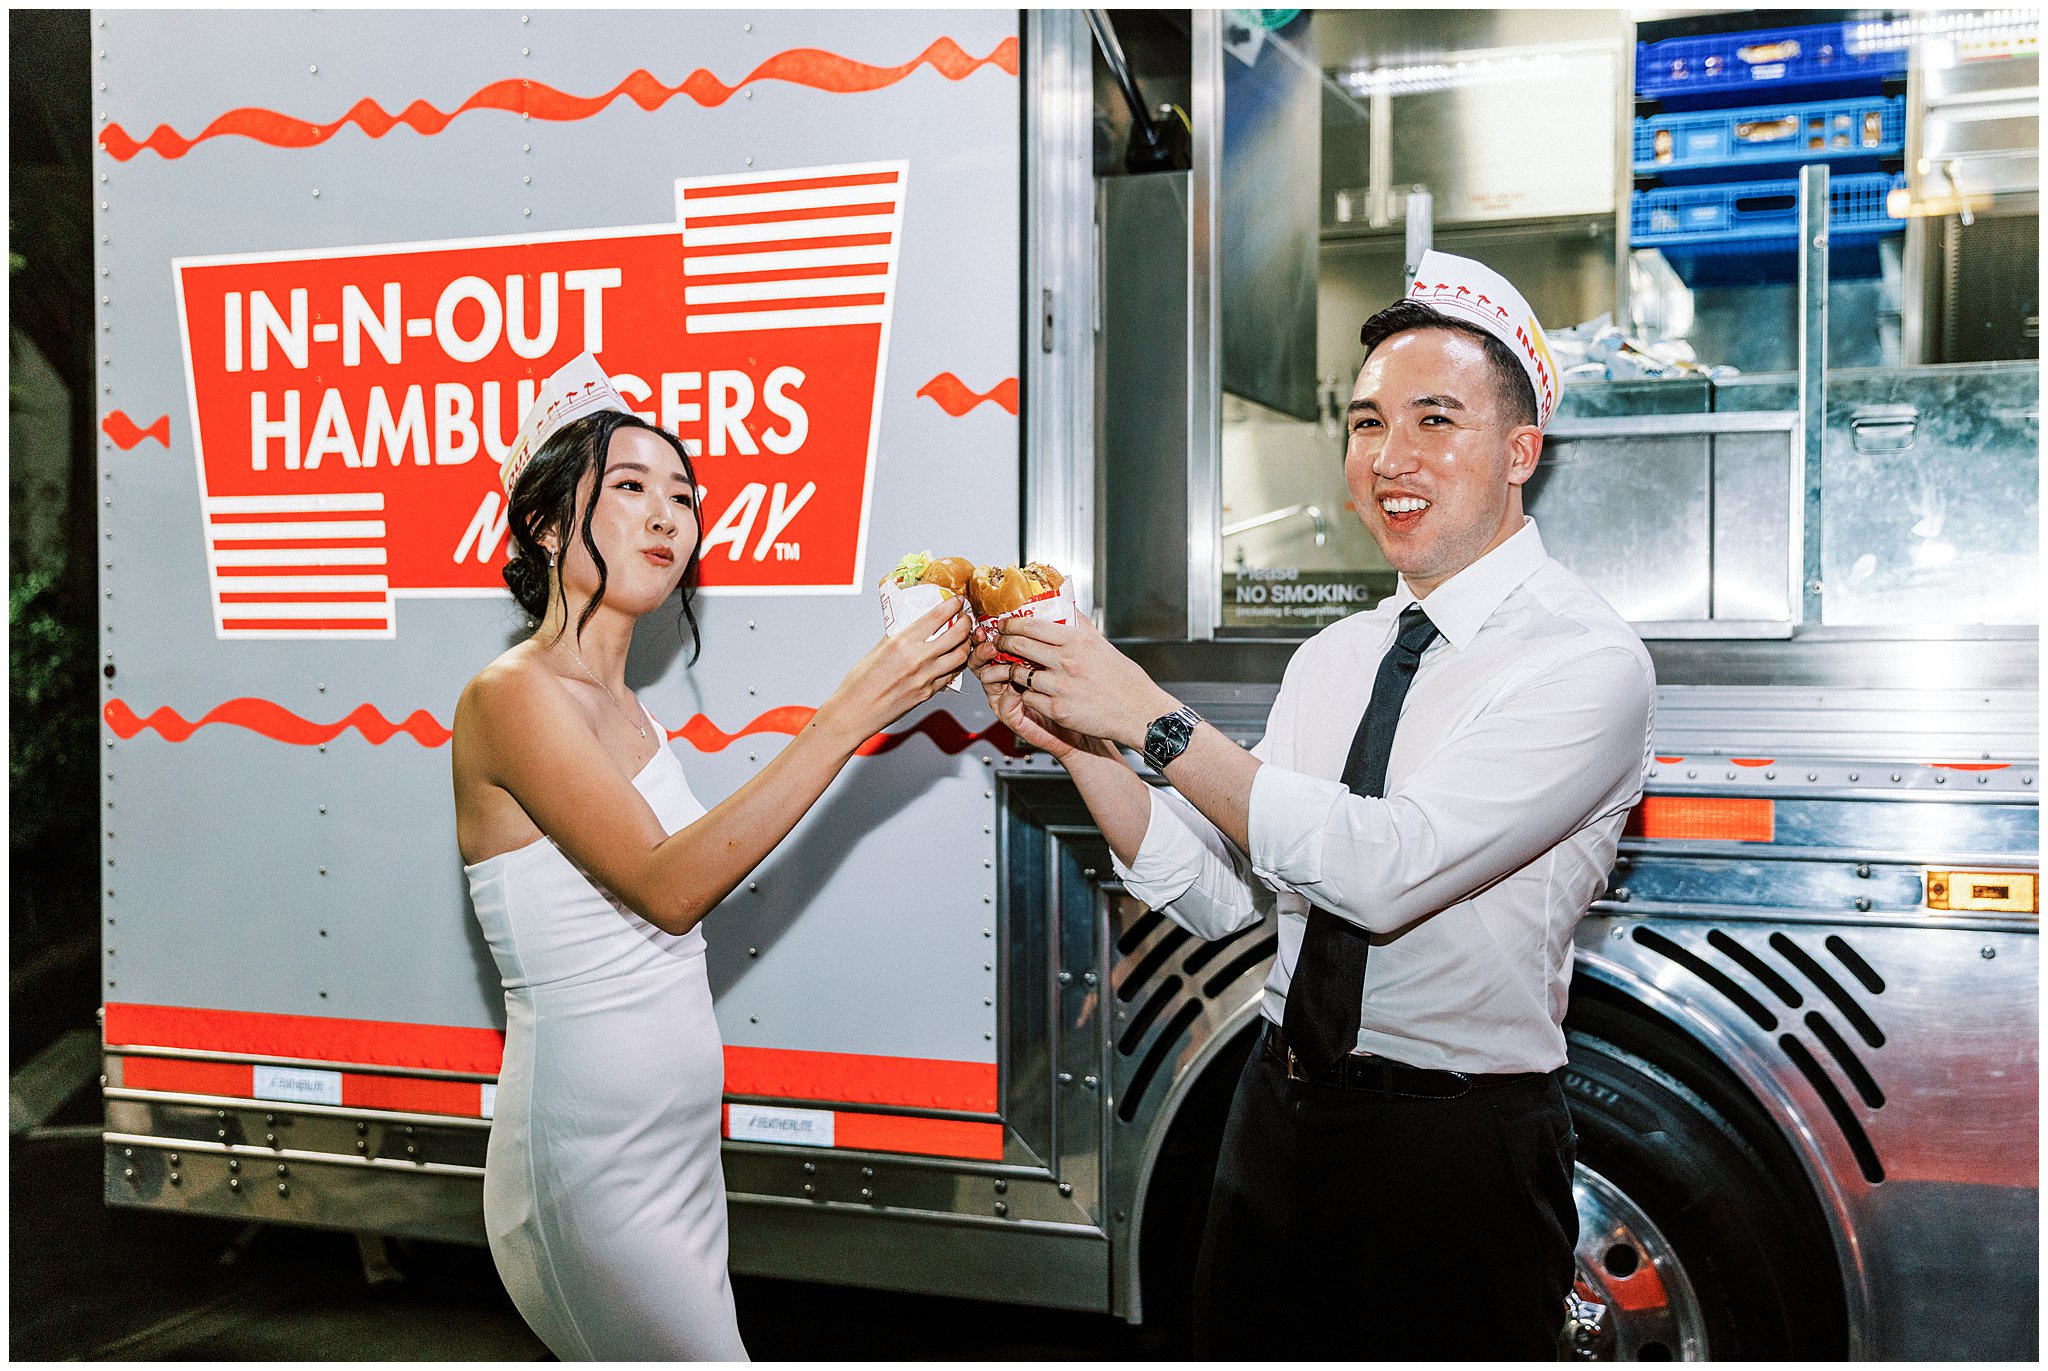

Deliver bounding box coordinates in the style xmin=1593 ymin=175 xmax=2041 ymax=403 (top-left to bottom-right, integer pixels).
xmin=815 ymin=599 xmax=973 ymax=746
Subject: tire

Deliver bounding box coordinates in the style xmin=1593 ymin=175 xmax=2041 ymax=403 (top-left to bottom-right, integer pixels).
xmin=1137 ymin=1006 xmax=1848 ymax=1360
xmin=1563 ymin=997 xmax=1848 ymax=1360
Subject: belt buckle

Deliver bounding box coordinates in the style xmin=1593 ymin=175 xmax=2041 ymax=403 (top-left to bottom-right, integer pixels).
xmin=1398 ymin=1068 xmax=1471 ymax=1100
xmin=1284 ymin=1045 xmax=1308 ymax=1083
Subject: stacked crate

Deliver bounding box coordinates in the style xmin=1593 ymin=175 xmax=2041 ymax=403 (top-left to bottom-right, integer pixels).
xmin=1631 ymin=20 xmax=1909 ymax=280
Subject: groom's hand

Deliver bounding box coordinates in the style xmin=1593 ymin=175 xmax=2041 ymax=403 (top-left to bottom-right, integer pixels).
xmin=983 ymin=612 xmax=1180 ymax=751
xmin=966 ymin=640 xmax=1077 ymax=757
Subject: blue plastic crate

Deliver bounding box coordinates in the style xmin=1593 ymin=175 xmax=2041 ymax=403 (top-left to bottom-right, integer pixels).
xmin=1636 ymin=23 xmax=1907 ymax=99
xmin=1631 ymin=172 xmax=1906 ymax=248
xmin=1634 ymin=95 xmax=1904 ymax=174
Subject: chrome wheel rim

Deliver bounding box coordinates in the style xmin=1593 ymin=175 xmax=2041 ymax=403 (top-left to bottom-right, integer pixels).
xmin=1563 ymin=1163 xmax=1709 ymax=1360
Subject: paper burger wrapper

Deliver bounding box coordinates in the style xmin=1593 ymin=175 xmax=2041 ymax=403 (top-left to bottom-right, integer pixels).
xmin=974 ymin=587 xmax=1076 ymax=667
xmin=879 ymin=580 xmax=966 ymax=691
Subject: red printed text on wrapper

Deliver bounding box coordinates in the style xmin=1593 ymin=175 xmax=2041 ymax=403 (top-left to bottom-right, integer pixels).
xmin=976 ymin=589 xmax=1074 ymax=667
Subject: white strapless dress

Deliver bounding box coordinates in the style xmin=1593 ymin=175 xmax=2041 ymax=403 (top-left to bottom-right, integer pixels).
xmin=463 ymin=734 xmax=747 ymax=1361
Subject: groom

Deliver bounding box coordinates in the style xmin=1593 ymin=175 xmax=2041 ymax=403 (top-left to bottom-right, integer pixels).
xmin=972 ymin=252 xmax=1653 ymax=1358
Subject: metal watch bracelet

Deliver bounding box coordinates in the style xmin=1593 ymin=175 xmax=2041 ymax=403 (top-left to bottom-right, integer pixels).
xmin=1142 ymin=705 xmax=1203 ymax=771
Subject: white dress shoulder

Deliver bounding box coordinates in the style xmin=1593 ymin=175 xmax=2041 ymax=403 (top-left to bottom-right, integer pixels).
xmin=463 ymin=724 xmax=747 ymax=1361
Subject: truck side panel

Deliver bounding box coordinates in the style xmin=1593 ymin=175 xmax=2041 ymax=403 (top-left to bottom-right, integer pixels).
xmin=100 ymin=8 xmax=1029 ymax=1230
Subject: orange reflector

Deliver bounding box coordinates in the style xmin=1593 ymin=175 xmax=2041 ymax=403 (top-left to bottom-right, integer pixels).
xmin=1626 ymin=796 xmax=1775 ymax=843
xmin=1926 ymin=870 xmax=2037 ymax=914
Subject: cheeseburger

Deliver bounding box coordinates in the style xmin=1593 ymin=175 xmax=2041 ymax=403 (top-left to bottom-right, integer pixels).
xmin=968 ymin=561 xmax=1073 ymax=665
xmin=884 ymin=551 xmax=975 ymax=597
xmin=878 ymin=550 xmax=973 ymax=691
xmin=966 ymin=562 xmax=1065 ymax=618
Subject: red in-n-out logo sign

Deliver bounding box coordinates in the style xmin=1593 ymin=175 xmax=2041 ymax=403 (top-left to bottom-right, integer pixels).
xmin=173 ymin=161 xmax=906 ymax=638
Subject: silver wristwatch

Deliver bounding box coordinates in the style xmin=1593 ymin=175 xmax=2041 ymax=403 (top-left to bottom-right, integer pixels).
xmin=1142 ymin=705 xmax=1203 ymax=771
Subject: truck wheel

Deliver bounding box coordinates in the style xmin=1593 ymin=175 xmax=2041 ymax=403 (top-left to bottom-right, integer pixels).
xmin=1562 ymin=1006 xmax=1847 ymax=1360
xmin=1564 ymin=1161 xmax=1708 ymax=1359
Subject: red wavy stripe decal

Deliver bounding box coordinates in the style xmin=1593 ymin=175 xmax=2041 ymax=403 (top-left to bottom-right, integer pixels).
xmin=917 ymin=372 xmax=1020 ymax=417
xmin=103 ymin=697 xmax=1019 ymax=757
xmin=100 ymin=36 xmax=1020 ymax=162
xmin=103 ymin=697 xmax=453 ymax=747
xmin=671 ymin=704 xmax=818 ymax=751
xmin=671 ymin=707 xmax=1021 ymax=758
xmin=101 ymin=410 xmax=170 ymax=449
xmin=856 ymin=711 xmax=1021 ymax=758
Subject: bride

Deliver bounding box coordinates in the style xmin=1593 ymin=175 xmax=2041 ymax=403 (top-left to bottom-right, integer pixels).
xmin=452 ymin=363 xmax=969 ymax=1359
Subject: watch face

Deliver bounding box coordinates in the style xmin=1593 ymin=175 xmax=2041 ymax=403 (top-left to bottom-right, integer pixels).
xmin=1146 ymin=709 xmax=1196 ymax=768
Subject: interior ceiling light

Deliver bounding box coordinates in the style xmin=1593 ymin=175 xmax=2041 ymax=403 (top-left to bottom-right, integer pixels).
xmin=1340 ymin=50 xmax=1567 ymax=97
xmin=1848 ymin=9 xmax=2037 ymax=54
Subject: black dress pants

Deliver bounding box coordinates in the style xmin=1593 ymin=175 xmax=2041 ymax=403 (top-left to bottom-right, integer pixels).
xmin=1192 ymin=1043 xmax=1578 ymax=1360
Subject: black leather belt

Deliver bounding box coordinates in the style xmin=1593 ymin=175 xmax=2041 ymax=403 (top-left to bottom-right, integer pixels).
xmin=1261 ymin=1020 xmax=1544 ymax=1099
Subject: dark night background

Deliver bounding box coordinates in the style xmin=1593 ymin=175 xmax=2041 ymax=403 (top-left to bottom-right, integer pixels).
xmin=11 ymin=7 xmax=100 ymax=1073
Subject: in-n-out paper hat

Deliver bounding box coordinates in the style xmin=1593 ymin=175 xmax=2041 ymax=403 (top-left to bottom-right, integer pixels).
xmin=500 ymin=352 xmax=633 ymax=496
xmin=1402 ymin=250 xmax=1561 ymax=428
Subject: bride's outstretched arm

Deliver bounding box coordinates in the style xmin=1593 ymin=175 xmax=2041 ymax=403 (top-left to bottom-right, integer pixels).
xmin=462 ymin=599 xmax=970 ymax=936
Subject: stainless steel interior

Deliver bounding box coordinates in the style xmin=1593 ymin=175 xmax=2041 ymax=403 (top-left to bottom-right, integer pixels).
xmin=1096 ymin=6 xmax=2040 ymax=653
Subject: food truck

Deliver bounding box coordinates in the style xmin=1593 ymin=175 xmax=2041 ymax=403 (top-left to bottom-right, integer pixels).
xmin=92 ymin=8 xmax=2036 ymax=1359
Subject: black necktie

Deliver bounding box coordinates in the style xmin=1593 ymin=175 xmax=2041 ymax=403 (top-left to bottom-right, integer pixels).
xmin=1280 ymin=603 xmax=1441 ymax=1078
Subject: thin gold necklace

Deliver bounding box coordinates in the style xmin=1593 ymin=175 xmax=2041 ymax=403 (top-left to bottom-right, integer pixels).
xmin=552 ymin=638 xmax=647 ymax=740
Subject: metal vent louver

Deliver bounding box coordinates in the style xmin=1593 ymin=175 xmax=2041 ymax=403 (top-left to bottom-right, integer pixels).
xmin=1633 ymin=925 xmax=1888 ymax=1182
xmin=1111 ymin=920 xmax=1275 ymax=1124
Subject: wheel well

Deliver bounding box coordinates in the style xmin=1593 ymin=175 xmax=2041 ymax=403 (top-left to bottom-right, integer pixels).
xmin=1128 ymin=1020 xmax=1256 ymax=1343
xmin=1566 ymin=979 xmax=1851 ymax=1355
xmin=1127 ymin=984 xmax=1853 ymax=1354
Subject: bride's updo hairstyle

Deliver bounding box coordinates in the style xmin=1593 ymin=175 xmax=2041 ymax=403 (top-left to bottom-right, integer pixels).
xmin=502 ymin=409 xmax=703 ymax=664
